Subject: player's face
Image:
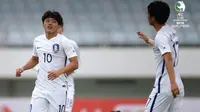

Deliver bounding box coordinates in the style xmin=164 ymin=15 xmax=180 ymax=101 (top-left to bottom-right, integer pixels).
xmin=57 ymin=27 xmax=64 ymax=34
xmin=43 ymin=18 xmax=59 ymax=34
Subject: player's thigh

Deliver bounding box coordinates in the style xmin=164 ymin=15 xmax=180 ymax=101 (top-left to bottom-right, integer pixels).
xmin=47 ymin=89 xmax=69 ymax=112
xmin=48 ymin=103 xmax=59 ymax=112
xmin=47 ymin=103 xmax=74 ymax=112
xmin=31 ymin=97 xmax=49 ymax=112
xmin=144 ymin=92 xmax=173 ymax=112
xmin=65 ymin=89 xmax=74 ymax=112
xmin=168 ymin=96 xmax=183 ymax=112
xmin=31 ymin=88 xmax=49 ymax=112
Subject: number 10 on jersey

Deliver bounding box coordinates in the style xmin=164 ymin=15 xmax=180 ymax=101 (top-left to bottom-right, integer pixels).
xmin=43 ymin=53 xmax=52 ymax=63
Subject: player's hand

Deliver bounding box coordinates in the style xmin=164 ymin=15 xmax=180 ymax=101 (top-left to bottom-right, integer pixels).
xmin=171 ymin=82 xmax=180 ymax=98
xmin=48 ymin=70 xmax=61 ymax=80
xmin=137 ymin=31 xmax=149 ymax=42
xmin=16 ymin=67 xmax=24 ymax=77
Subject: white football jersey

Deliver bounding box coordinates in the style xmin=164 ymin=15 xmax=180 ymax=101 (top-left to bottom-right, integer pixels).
xmin=153 ymin=24 xmax=184 ymax=93
xmin=32 ymin=33 xmax=77 ymax=90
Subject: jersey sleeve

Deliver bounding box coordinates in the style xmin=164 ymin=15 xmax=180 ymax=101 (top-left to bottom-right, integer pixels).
xmin=155 ymin=34 xmax=171 ymax=55
xmin=71 ymin=40 xmax=80 ymax=61
xmin=32 ymin=39 xmax=38 ymax=56
xmin=63 ymin=39 xmax=77 ymax=58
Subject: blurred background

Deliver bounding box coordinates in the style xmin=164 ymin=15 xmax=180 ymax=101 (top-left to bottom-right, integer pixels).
xmin=0 ymin=0 xmax=200 ymax=112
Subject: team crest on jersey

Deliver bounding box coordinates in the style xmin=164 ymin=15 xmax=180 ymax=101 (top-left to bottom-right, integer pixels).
xmin=52 ymin=43 xmax=59 ymax=53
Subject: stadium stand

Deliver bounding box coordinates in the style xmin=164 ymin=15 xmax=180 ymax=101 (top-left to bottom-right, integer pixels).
xmin=0 ymin=0 xmax=199 ymax=46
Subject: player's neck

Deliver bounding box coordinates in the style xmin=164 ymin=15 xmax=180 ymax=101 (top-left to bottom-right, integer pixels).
xmin=46 ymin=32 xmax=57 ymax=40
xmin=154 ymin=24 xmax=165 ymax=32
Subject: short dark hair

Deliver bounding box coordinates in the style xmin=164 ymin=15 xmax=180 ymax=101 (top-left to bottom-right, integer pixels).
xmin=148 ymin=1 xmax=170 ymax=24
xmin=42 ymin=10 xmax=63 ymax=26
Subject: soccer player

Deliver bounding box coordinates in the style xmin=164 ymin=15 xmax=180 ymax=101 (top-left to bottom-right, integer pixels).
xmin=137 ymin=1 xmax=184 ymax=112
xmin=15 ymin=10 xmax=79 ymax=112
xmin=31 ymin=18 xmax=80 ymax=112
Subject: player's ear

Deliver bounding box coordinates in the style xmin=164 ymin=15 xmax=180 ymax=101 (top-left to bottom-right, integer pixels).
xmin=57 ymin=26 xmax=63 ymax=34
xmin=152 ymin=16 xmax=156 ymax=23
xmin=42 ymin=22 xmax=45 ymax=29
xmin=149 ymin=16 xmax=155 ymax=25
xmin=59 ymin=25 xmax=62 ymax=30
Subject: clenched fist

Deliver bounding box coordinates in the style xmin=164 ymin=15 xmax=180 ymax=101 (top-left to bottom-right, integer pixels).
xmin=16 ymin=67 xmax=24 ymax=77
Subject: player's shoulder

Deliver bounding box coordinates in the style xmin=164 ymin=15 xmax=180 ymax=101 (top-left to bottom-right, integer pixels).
xmin=57 ymin=34 xmax=79 ymax=48
xmin=57 ymin=34 xmax=69 ymax=41
xmin=34 ymin=34 xmax=45 ymax=42
xmin=155 ymin=25 xmax=175 ymax=41
xmin=156 ymin=25 xmax=176 ymax=37
xmin=155 ymin=32 xmax=167 ymax=41
xmin=57 ymin=34 xmax=73 ymax=45
xmin=69 ymin=39 xmax=78 ymax=46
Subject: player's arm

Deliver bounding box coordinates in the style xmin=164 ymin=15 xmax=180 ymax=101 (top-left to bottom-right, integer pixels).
xmin=64 ymin=56 xmax=79 ymax=75
xmin=48 ymin=39 xmax=79 ymax=80
xmin=61 ymin=40 xmax=79 ymax=75
xmin=16 ymin=39 xmax=39 ymax=77
xmin=163 ymin=52 xmax=179 ymax=97
xmin=48 ymin=57 xmax=78 ymax=80
xmin=22 ymin=56 xmax=39 ymax=70
xmin=64 ymin=69 xmax=74 ymax=75
xmin=137 ymin=31 xmax=154 ymax=47
xmin=56 ymin=56 xmax=78 ymax=75
xmin=156 ymin=36 xmax=179 ymax=97
xmin=65 ymin=41 xmax=80 ymax=75
xmin=163 ymin=53 xmax=176 ymax=84
xmin=16 ymin=56 xmax=39 ymax=77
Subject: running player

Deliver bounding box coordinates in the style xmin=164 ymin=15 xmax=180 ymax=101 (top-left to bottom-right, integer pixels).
xmin=16 ymin=10 xmax=78 ymax=112
xmin=30 ymin=18 xmax=80 ymax=112
xmin=137 ymin=1 xmax=184 ymax=112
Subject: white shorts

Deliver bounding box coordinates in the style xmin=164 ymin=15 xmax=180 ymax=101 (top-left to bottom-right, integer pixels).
xmin=30 ymin=86 xmax=74 ymax=112
xmin=144 ymin=88 xmax=184 ymax=112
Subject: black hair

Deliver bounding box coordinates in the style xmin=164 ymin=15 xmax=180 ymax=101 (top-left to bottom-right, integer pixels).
xmin=147 ymin=1 xmax=170 ymax=24
xmin=42 ymin=10 xmax=63 ymax=26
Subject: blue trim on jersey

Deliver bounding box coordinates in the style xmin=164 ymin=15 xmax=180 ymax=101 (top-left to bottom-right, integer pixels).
xmin=150 ymin=60 xmax=165 ymax=111
xmin=150 ymin=93 xmax=158 ymax=112
xmin=157 ymin=60 xmax=165 ymax=93
xmin=161 ymin=60 xmax=166 ymax=74
xmin=157 ymin=75 xmax=162 ymax=93
xmin=64 ymin=56 xmax=67 ymax=66
xmin=30 ymin=104 xmax=32 ymax=112
xmin=64 ymin=56 xmax=68 ymax=80
xmin=64 ymin=91 xmax=68 ymax=110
